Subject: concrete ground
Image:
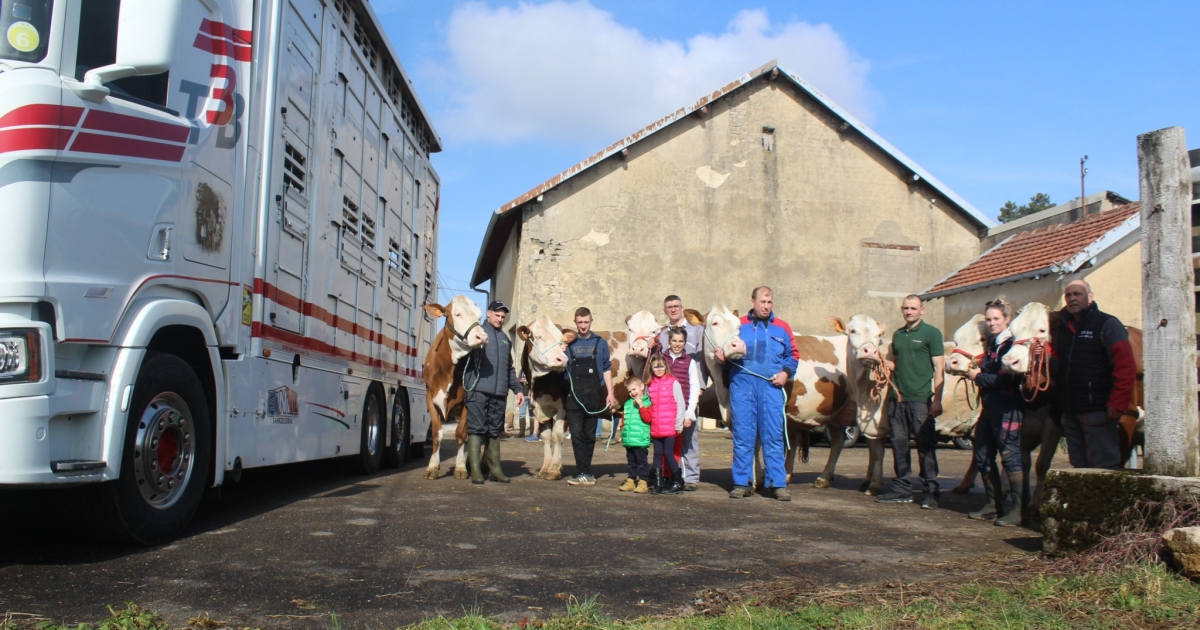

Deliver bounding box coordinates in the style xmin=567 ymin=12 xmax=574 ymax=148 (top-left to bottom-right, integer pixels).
xmin=0 ymin=428 xmax=1042 ymax=628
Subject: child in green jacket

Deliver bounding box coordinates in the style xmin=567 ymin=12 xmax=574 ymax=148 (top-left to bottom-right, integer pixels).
xmin=618 ymin=376 xmax=652 ymax=493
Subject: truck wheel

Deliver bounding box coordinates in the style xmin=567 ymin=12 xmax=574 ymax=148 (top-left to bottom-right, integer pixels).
xmin=98 ymin=352 xmax=212 ymax=545
xmin=353 ymin=386 xmax=385 ymax=474
xmin=383 ymin=393 xmax=411 ymax=468
xmin=953 ymin=436 xmax=973 ymax=450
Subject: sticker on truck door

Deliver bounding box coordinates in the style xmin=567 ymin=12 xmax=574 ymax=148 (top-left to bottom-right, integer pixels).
xmin=6 ymin=22 xmax=38 ymax=52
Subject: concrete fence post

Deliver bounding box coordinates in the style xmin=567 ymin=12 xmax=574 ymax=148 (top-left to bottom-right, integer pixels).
xmin=1138 ymin=126 xmax=1200 ymax=477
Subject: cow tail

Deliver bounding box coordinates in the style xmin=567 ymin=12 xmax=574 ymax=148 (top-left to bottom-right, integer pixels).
xmin=800 ymin=429 xmax=811 ymax=464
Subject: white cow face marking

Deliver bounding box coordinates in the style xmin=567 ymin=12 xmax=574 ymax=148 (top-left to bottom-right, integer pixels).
xmin=518 ymin=315 xmax=568 ymax=377
xmin=1002 ymin=302 xmax=1050 ymax=374
xmin=625 ymin=310 xmax=660 ymax=359
xmin=425 ymin=295 xmax=487 ymax=361
xmin=947 ymin=315 xmax=987 ymax=375
xmin=830 ymin=315 xmax=886 ymax=365
xmin=704 ymin=305 xmax=746 ymax=359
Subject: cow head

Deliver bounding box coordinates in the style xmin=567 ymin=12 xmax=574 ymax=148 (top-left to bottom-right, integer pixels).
xmin=1002 ymin=302 xmax=1051 ymax=374
xmin=702 ymin=305 xmax=746 ymax=360
xmin=516 ymin=315 xmax=569 ymax=378
xmin=424 ymin=295 xmax=487 ymax=362
xmin=946 ymin=315 xmax=987 ymax=375
xmin=829 ymin=315 xmax=887 ymax=365
xmin=625 ymin=310 xmax=661 ymax=360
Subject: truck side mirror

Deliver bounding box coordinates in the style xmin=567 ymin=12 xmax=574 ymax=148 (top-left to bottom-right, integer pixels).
xmin=75 ymin=0 xmax=184 ymax=101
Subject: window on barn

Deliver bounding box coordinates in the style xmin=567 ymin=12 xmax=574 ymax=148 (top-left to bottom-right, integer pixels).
xmin=762 ymin=126 xmax=775 ymax=151
xmin=863 ymin=241 xmax=920 ymax=296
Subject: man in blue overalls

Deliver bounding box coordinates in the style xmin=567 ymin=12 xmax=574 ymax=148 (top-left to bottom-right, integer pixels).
xmin=563 ymin=306 xmax=615 ymax=486
xmin=715 ymin=286 xmax=799 ymax=501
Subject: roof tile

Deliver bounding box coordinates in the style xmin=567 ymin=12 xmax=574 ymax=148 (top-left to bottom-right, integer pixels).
xmin=924 ymin=202 xmax=1141 ymax=295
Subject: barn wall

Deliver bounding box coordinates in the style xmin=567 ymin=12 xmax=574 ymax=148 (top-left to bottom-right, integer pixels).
xmin=939 ymin=277 xmax=1062 ymax=339
xmin=1078 ymin=241 xmax=1142 ymax=329
xmin=504 ymin=78 xmax=984 ymax=338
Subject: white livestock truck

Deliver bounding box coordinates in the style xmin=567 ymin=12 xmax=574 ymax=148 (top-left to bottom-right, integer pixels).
xmin=0 ymin=0 xmax=439 ymax=543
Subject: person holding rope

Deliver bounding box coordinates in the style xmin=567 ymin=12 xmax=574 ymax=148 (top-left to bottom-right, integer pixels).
xmin=464 ymin=301 xmax=526 ymax=485
xmin=1052 ymin=280 xmax=1137 ymax=470
xmin=563 ymin=307 xmax=615 ymax=486
xmin=716 ymin=286 xmax=798 ymax=501
xmin=965 ymin=298 xmax=1025 ymax=526
xmin=876 ymin=294 xmax=945 ymax=509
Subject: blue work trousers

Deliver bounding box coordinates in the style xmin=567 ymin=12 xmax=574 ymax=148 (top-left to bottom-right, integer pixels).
xmin=730 ymin=375 xmax=787 ymax=488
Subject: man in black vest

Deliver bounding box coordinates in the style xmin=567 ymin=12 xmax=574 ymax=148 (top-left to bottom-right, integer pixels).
xmin=563 ymin=306 xmax=615 ymax=486
xmin=464 ymin=301 xmax=526 ymax=484
xmin=1052 ymin=280 xmax=1137 ymax=470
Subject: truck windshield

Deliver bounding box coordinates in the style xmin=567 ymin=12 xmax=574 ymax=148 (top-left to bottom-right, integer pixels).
xmin=0 ymin=0 xmax=51 ymax=63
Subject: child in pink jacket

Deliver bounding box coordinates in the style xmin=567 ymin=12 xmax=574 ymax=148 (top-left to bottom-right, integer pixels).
xmin=645 ymin=354 xmax=685 ymax=494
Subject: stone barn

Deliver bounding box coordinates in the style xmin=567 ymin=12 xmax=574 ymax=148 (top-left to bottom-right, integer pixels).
xmin=921 ymin=196 xmax=1142 ymax=334
xmin=470 ymin=61 xmax=993 ymax=337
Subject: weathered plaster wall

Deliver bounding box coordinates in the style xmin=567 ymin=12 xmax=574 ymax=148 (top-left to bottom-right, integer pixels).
xmin=939 ymin=240 xmax=1142 ymax=337
xmin=503 ymin=78 xmax=983 ymax=337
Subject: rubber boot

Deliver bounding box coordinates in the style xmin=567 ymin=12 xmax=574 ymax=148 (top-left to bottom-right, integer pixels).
xmin=485 ymin=436 xmax=510 ymax=483
xmin=663 ymin=470 xmax=683 ymax=495
xmin=996 ymin=471 xmax=1026 ymax=527
xmin=648 ymin=469 xmax=661 ymax=495
xmin=968 ymin=469 xmax=1000 ymax=520
xmin=468 ymin=435 xmax=485 ymax=485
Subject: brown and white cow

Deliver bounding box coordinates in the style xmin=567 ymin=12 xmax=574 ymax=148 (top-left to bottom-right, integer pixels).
xmin=693 ymin=305 xmax=747 ymax=428
xmin=421 ymin=296 xmax=490 ymax=480
xmin=939 ymin=315 xmax=988 ymax=439
xmin=998 ymin=302 xmax=1144 ymax=513
xmin=623 ymin=310 xmax=662 ymax=382
xmin=812 ymin=315 xmax=892 ymax=494
xmin=516 ymin=315 xmax=573 ymax=480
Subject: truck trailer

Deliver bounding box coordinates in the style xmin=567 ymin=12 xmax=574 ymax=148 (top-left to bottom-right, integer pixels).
xmin=0 ymin=0 xmax=439 ymax=544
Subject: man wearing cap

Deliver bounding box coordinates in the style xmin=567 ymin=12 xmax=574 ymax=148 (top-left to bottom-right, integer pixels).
xmin=464 ymin=301 xmax=526 ymax=484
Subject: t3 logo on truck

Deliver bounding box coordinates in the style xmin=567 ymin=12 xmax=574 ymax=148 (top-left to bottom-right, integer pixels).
xmin=0 ymin=0 xmax=441 ymax=545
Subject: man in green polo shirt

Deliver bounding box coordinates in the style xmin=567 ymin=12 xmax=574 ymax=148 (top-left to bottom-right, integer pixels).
xmin=876 ymin=294 xmax=945 ymax=509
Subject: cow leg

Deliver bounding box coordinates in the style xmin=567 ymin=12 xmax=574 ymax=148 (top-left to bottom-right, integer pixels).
xmin=537 ymin=416 xmax=553 ymax=479
xmin=424 ymin=397 xmax=444 ymax=480
xmin=863 ymin=437 xmax=885 ymax=496
xmin=547 ymin=418 xmax=566 ymax=480
xmin=1029 ymin=419 xmax=1061 ymax=518
xmin=813 ymin=425 xmax=847 ymax=489
xmin=453 ymin=406 xmax=470 ymax=479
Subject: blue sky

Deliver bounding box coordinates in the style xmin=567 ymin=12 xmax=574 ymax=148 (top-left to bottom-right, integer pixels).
xmin=371 ymin=1 xmax=1197 ymax=303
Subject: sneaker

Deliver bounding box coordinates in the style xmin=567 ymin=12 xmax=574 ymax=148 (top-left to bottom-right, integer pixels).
xmin=618 ymin=478 xmax=636 ymax=492
xmin=564 ymin=431 xmax=572 ymax=440
xmin=683 ymin=483 xmax=698 ymax=492
xmin=729 ymin=486 xmax=752 ymax=499
xmin=875 ymin=491 xmax=914 ymax=504
xmin=773 ymin=487 xmax=792 ymax=502
xmin=920 ymin=495 xmax=939 ymax=510
xmin=634 ymin=480 xmax=649 ymax=494
xmin=566 ymin=473 xmax=595 ymax=486
xmin=525 ymin=434 xmax=541 ymax=443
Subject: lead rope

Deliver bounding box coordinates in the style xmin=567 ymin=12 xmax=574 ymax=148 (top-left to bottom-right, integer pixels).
xmin=869 ymin=361 xmax=901 ymax=403
xmin=1022 ymin=338 xmax=1051 ymax=402
xmin=952 ymin=373 xmax=981 ymax=423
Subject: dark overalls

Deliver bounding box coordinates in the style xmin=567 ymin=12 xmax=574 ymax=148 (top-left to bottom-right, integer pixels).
xmin=565 ymin=335 xmax=609 ymax=477
xmin=973 ymin=336 xmax=1024 ymax=476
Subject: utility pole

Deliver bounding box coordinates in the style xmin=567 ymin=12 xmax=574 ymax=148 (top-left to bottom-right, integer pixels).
xmin=1080 ymin=155 xmax=1088 ymax=212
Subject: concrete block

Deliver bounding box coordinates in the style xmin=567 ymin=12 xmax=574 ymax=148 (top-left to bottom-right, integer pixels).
xmin=1163 ymin=526 xmax=1200 ymax=580
xmin=1041 ymin=468 xmax=1200 ymax=556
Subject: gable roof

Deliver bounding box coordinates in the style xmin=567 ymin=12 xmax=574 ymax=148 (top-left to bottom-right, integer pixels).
xmin=921 ymin=202 xmax=1141 ymax=299
xmin=470 ymin=60 xmax=994 ymax=287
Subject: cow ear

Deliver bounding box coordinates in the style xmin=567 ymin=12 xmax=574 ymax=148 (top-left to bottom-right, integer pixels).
xmin=828 ymin=317 xmax=846 ymax=334
xmin=625 ymin=314 xmax=633 ymax=325
xmin=424 ymin=303 xmax=446 ymax=318
xmin=516 ymin=326 xmax=531 ymax=341
xmin=561 ymin=330 xmax=577 ymax=344
xmin=684 ymin=309 xmax=704 ymax=325
xmin=878 ymin=322 xmax=888 ymax=336
xmin=732 ymin=310 xmax=740 ymax=318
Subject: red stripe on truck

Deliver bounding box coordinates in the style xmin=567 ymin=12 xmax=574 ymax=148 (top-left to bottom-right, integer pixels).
xmin=0 ymin=104 xmax=84 ymax=128
xmin=69 ymin=132 xmax=186 ymax=162
xmin=82 ymin=110 xmax=191 ymax=144
xmin=0 ymin=127 xmax=73 ymax=153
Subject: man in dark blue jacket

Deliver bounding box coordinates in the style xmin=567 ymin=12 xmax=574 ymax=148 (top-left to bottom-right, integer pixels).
xmin=716 ymin=287 xmax=799 ymax=501
xmin=464 ymin=301 xmax=526 ymax=484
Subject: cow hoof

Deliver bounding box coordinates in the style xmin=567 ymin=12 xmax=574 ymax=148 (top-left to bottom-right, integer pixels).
xmin=812 ymin=477 xmax=831 ymax=489
xmin=453 ymin=469 xmax=470 ymax=480
xmin=862 ymin=485 xmax=881 ymax=496
xmin=423 ymin=469 xmax=440 ymax=480
xmin=858 ymin=480 xmax=872 ymax=493
xmin=544 ymin=473 xmax=562 ymax=481
xmin=534 ymin=471 xmax=548 ymax=480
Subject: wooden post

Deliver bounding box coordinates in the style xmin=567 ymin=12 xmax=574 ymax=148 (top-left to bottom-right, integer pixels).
xmin=1139 ymin=126 xmax=1200 ymax=477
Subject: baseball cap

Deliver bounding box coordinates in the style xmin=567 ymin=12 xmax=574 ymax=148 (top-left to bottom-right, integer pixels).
xmin=487 ymin=300 xmax=509 ymax=312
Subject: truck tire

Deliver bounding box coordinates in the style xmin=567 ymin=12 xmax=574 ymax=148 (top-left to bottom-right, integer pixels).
xmin=352 ymin=386 xmax=385 ymax=474
xmin=382 ymin=392 xmax=411 ymax=468
xmin=826 ymin=425 xmax=860 ymax=449
xmin=97 ymin=352 xmax=212 ymax=545
xmin=953 ymin=436 xmax=973 ymax=450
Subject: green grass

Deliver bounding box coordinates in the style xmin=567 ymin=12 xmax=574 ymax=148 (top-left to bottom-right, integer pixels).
xmin=4 ymin=564 xmax=1198 ymax=629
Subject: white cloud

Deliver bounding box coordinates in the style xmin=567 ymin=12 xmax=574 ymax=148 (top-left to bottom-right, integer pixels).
xmin=440 ymin=2 xmax=873 ymax=146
